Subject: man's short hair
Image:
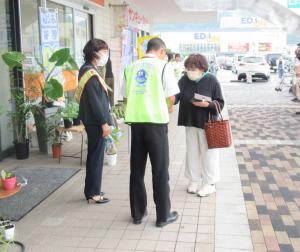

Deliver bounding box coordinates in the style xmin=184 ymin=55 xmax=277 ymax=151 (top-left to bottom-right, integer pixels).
xmin=146 ymin=38 xmax=166 ymax=53
xmin=175 ymin=53 xmax=181 ymax=58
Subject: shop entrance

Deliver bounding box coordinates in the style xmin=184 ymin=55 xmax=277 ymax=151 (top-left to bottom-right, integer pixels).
xmin=74 ymin=10 xmax=92 ymax=66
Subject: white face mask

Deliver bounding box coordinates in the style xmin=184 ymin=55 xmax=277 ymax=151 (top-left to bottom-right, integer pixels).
xmin=187 ymin=70 xmax=202 ymax=81
xmin=97 ymin=53 xmax=109 ymax=67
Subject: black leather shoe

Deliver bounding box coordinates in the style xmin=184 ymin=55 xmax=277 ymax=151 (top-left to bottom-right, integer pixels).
xmin=133 ymin=210 xmax=148 ymax=224
xmin=156 ymin=211 xmax=179 ymax=227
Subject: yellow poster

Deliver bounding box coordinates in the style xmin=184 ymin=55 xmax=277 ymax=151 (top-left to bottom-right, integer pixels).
xmin=137 ymin=36 xmax=158 ymax=59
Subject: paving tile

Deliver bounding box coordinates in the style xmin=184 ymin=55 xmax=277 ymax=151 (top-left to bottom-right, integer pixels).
xmin=195 ymin=243 xmax=214 ymax=252
xmin=215 ymin=235 xmax=253 ymax=250
xmin=98 ymin=238 xmax=120 ymax=249
xmin=136 ymin=240 xmax=157 ymax=251
xmin=196 ymin=233 xmax=214 ymax=243
xmin=174 ymin=242 xmax=195 ymax=252
xmin=78 ymin=237 xmax=102 ymax=248
xmin=177 ymin=232 xmax=196 ymax=243
xmin=159 ymin=232 xmax=178 ymax=242
xmin=116 ymin=239 xmax=138 ymax=250
xmin=155 ymin=241 xmax=176 ymax=252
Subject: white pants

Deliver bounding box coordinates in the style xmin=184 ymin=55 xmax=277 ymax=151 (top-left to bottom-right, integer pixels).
xmin=185 ymin=127 xmax=220 ymax=185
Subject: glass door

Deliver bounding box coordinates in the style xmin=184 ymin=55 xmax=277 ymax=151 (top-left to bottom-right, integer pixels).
xmin=74 ymin=10 xmax=92 ymax=66
xmin=0 ymin=0 xmax=13 ymax=158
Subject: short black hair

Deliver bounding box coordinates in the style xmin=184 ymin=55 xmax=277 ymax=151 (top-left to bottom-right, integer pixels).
xmin=167 ymin=53 xmax=173 ymax=62
xmin=184 ymin=54 xmax=209 ymax=72
xmin=175 ymin=53 xmax=181 ymax=58
xmin=83 ymin=39 xmax=108 ymax=62
xmin=146 ymin=38 xmax=166 ymax=53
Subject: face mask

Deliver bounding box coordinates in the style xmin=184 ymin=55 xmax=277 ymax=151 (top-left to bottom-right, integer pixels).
xmin=97 ymin=53 xmax=109 ymax=66
xmin=187 ymin=70 xmax=202 ymax=81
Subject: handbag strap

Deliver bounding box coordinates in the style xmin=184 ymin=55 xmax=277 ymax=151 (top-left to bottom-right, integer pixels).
xmin=208 ymin=100 xmax=223 ymax=122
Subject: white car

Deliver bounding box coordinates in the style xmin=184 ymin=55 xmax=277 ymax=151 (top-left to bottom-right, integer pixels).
xmin=237 ymin=56 xmax=270 ymax=81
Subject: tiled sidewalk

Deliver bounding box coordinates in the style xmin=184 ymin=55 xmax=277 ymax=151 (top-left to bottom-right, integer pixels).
xmin=227 ymin=75 xmax=300 ymax=252
xmin=1 ymin=103 xmax=252 ymax=252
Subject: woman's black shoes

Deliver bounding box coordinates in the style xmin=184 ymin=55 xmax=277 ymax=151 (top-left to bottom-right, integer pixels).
xmin=156 ymin=211 xmax=179 ymax=227
xmin=87 ymin=196 xmax=110 ymax=204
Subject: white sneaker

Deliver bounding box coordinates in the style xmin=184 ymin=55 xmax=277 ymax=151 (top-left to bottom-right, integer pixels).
xmin=187 ymin=182 xmax=198 ymax=194
xmin=197 ymin=184 xmax=216 ymax=197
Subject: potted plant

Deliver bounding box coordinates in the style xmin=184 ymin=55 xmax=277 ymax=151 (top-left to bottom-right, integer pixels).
xmin=0 ymin=220 xmax=14 ymax=241
xmin=111 ymin=102 xmax=125 ymax=125
xmin=1 ymin=49 xmax=78 ymax=153
xmin=6 ymin=88 xmax=36 ymax=159
xmin=46 ymin=112 xmax=66 ymax=159
xmin=61 ymin=99 xmax=79 ymax=128
xmin=105 ymin=127 xmax=123 ymax=166
xmin=0 ymin=170 xmax=16 ymax=191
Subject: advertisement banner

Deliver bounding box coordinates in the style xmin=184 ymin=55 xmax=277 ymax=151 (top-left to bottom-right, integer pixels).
xmin=137 ymin=36 xmax=158 ymax=59
xmin=39 ymin=7 xmax=59 ymax=66
xmin=258 ymin=43 xmax=272 ymax=52
xmin=228 ymin=43 xmax=249 ymax=53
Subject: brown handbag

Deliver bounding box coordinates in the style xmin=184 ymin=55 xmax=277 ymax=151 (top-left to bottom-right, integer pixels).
xmin=204 ymin=101 xmax=232 ymax=149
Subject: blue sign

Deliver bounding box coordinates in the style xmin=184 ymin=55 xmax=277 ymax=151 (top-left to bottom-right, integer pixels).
xmin=39 ymin=7 xmax=59 ymax=64
xmin=288 ymin=0 xmax=300 ymax=8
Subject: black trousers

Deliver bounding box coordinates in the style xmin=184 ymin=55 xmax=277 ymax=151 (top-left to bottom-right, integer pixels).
xmin=130 ymin=123 xmax=171 ymax=222
xmin=84 ymin=125 xmax=105 ymax=200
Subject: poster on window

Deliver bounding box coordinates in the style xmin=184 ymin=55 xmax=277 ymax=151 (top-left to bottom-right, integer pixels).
xmin=137 ymin=36 xmax=158 ymax=59
xmin=39 ymin=7 xmax=59 ymax=67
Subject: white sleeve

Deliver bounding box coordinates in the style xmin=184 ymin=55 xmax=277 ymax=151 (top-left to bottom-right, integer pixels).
xmin=162 ymin=63 xmax=180 ymax=97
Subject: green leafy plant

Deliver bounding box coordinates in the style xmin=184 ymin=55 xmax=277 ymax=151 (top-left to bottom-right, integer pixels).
xmin=46 ymin=109 xmax=66 ymax=146
xmin=0 ymin=170 xmax=15 ymax=180
xmin=0 ymin=218 xmax=15 ymax=252
xmin=62 ymin=100 xmax=79 ymax=121
xmin=6 ymin=88 xmax=37 ymax=143
xmin=111 ymin=103 xmax=125 ymax=120
xmin=1 ymin=48 xmax=78 ymax=102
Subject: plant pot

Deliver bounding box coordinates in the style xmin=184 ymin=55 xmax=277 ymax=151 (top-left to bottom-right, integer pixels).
xmin=106 ymin=153 xmax=117 ymax=166
xmin=1 ymin=177 xmax=16 ymax=191
xmin=33 ymin=111 xmax=48 ymax=153
xmin=73 ymin=117 xmax=81 ymax=126
xmin=52 ymin=144 xmax=62 ymax=159
xmin=14 ymin=139 xmax=29 ymax=160
xmin=63 ymin=119 xmax=73 ymax=129
xmin=3 ymin=224 xmax=15 ymax=240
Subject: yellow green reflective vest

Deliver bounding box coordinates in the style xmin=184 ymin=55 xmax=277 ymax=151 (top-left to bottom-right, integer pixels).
xmin=124 ymin=58 xmax=169 ymax=124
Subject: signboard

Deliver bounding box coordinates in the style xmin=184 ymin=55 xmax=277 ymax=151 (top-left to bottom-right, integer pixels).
xmin=194 ymin=32 xmax=220 ymax=43
xmin=259 ymin=43 xmax=272 ymax=52
xmin=39 ymin=7 xmax=59 ymax=66
xmin=128 ymin=7 xmax=150 ymax=32
xmin=89 ymin=0 xmax=105 ymax=6
xmin=288 ymin=0 xmax=300 ymax=8
xmin=228 ymin=43 xmax=249 ymax=53
xmin=137 ymin=36 xmax=158 ymax=59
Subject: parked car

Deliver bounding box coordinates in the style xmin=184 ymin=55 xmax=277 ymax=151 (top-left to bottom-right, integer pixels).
xmin=232 ymin=54 xmax=245 ymax=74
xmin=264 ymin=53 xmax=282 ymax=72
xmin=237 ymin=56 xmax=270 ymax=81
xmin=216 ymin=53 xmax=234 ymax=70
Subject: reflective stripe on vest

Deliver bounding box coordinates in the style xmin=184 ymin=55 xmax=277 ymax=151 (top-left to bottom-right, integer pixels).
xmin=75 ymin=69 xmax=111 ymax=103
xmin=124 ymin=59 xmax=169 ymax=124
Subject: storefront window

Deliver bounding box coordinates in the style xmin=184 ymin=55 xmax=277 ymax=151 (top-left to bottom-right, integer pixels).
xmin=0 ymin=0 xmax=13 ymax=154
xmin=47 ymin=1 xmax=74 ymax=55
xmin=20 ymin=0 xmax=40 ymax=60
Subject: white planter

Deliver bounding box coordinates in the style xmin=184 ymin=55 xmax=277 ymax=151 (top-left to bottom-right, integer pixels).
xmin=106 ymin=153 xmax=117 ymax=166
xmin=116 ymin=118 xmax=124 ymax=125
xmin=4 ymin=225 xmax=15 ymax=240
